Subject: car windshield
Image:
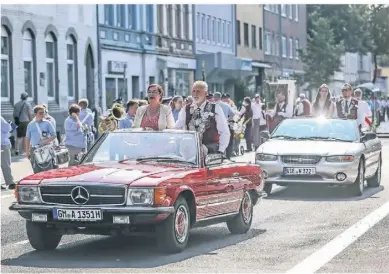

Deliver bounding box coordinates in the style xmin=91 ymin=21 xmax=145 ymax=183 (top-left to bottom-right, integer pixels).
xmin=271 ymin=118 xmax=360 ymax=142
xmin=83 ymin=131 xmax=198 ymax=165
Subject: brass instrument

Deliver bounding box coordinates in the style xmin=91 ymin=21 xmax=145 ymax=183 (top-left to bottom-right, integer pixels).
xmin=98 ymin=103 xmax=125 ymax=134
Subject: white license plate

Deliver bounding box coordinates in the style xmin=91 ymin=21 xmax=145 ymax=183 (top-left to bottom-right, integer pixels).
xmin=284 ymin=167 xmax=316 ymax=175
xmin=53 ymin=208 xmax=102 ymax=221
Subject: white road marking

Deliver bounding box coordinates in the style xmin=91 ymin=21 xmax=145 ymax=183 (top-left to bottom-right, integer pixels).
xmin=1 ymin=194 xmax=15 ymax=199
xmin=13 ymin=240 xmax=29 ymax=246
xmin=286 ymin=199 xmax=389 ymax=274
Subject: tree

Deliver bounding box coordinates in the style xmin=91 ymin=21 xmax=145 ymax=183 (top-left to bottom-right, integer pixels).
xmin=299 ymin=16 xmax=345 ymax=90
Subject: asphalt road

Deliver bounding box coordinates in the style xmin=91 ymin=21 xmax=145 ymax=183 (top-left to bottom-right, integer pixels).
xmin=1 ymin=139 xmax=389 ymax=273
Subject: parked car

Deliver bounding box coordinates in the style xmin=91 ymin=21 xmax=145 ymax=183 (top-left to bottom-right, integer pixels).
xmin=256 ymin=117 xmax=382 ymax=196
xmin=10 ymin=129 xmax=266 ymax=253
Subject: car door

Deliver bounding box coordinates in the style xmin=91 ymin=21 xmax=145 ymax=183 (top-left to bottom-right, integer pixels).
xmin=205 ymin=163 xmax=244 ymax=217
xmin=363 ymin=137 xmax=376 ymax=177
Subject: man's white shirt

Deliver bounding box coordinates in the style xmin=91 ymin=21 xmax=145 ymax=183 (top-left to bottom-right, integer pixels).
xmin=175 ymin=101 xmax=230 ymax=153
xmin=270 ymin=102 xmax=293 ymax=118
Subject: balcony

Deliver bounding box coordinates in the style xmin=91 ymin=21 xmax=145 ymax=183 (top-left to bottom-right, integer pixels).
xmin=155 ymin=34 xmax=194 ymax=57
xmin=99 ymin=25 xmax=156 ymax=52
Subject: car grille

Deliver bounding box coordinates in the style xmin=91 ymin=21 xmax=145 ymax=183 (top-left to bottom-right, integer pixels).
xmin=281 ymin=155 xmax=322 ymax=165
xmin=39 ymin=184 xmax=126 ymax=206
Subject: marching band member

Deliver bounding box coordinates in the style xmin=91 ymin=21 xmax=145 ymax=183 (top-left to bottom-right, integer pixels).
xmin=119 ymin=100 xmax=139 ymax=129
xmin=175 ymin=81 xmax=230 ymax=154
xmin=268 ymin=90 xmax=293 ymax=133
xmin=25 ymin=105 xmax=57 ymax=173
xmin=64 ymin=104 xmax=87 ymax=166
xmin=79 ymin=98 xmax=95 ymax=150
xmin=294 ymin=94 xmax=312 ymax=116
xmin=333 ymin=83 xmax=365 ymax=129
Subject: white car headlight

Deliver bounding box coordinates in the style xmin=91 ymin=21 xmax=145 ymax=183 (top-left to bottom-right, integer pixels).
xmin=326 ymin=155 xmax=355 ymax=162
xmin=256 ymin=153 xmax=277 ymax=161
xmin=127 ymin=188 xmax=154 ymax=206
xmin=18 ymin=186 xmax=41 ymax=203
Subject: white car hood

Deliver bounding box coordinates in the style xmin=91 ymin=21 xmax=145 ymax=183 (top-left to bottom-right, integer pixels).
xmin=258 ymin=139 xmax=362 ymax=156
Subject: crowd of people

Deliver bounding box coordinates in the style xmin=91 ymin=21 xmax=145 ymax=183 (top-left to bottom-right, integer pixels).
xmin=1 ymin=82 xmax=389 ymax=190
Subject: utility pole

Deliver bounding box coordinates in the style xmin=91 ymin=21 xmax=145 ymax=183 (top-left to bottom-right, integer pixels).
xmin=202 ymin=60 xmax=206 ymax=81
xmin=278 ymin=4 xmax=283 ymax=79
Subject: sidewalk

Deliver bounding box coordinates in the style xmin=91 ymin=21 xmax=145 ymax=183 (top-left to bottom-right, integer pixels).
xmin=376 ymin=120 xmax=389 ymax=134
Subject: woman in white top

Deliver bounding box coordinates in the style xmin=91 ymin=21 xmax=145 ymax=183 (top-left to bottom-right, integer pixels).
xmin=132 ymin=84 xmax=175 ymax=130
xmin=312 ymin=84 xmax=335 ymax=118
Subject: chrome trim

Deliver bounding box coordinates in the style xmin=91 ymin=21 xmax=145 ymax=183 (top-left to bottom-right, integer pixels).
xmin=9 ymin=202 xmax=175 ymax=214
xmin=197 ymin=212 xmax=239 ymax=221
xmin=38 ymin=183 xmax=128 ymax=206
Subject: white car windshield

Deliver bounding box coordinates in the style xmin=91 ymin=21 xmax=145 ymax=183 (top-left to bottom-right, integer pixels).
xmin=83 ymin=131 xmax=198 ymax=165
xmin=271 ymin=118 xmax=360 ymax=142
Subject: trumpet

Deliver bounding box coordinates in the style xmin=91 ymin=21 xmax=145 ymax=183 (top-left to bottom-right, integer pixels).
xmin=98 ymin=103 xmax=125 ymax=134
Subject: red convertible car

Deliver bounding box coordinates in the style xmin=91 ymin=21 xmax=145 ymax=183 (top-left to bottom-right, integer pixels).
xmin=10 ymin=129 xmax=266 ymax=253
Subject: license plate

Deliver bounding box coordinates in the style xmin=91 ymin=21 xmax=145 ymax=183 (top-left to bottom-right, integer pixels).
xmin=284 ymin=167 xmax=316 ymax=175
xmin=53 ymin=208 xmax=102 ymax=221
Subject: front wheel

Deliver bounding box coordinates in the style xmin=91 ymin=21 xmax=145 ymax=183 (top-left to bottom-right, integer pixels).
xmin=349 ymin=159 xmax=365 ymax=196
xmin=156 ymin=196 xmax=190 ymax=253
xmin=367 ymin=155 xmax=381 ymax=188
xmin=227 ymin=191 xmax=253 ymax=234
xmin=26 ymin=221 xmax=62 ymax=251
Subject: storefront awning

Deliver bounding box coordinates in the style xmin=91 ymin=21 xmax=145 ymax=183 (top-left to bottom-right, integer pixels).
xmin=252 ymin=61 xmax=272 ymax=69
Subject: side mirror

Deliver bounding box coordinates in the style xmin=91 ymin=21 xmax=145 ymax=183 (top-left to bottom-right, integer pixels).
xmin=260 ymin=131 xmax=271 ymax=143
xmin=361 ymin=132 xmax=376 ymax=142
xmin=205 ymin=153 xmax=223 ymax=166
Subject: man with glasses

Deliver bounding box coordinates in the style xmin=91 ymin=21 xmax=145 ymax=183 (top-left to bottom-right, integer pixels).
xmin=333 ymin=84 xmax=365 ymax=130
xmin=25 ymin=105 xmax=57 ymax=173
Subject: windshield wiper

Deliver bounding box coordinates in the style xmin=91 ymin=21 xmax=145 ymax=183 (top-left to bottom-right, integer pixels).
xmin=271 ymin=135 xmax=299 ymax=140
xmin=297 ymin=136 xmax=352 ymax=142
xmin=135 ymin=156 xmax=196 ymax=165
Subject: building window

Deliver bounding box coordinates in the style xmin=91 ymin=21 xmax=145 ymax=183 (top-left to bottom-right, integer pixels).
xmin=218 ymin=20 xmax=222 ymax=44
xmin=251 ymin=25 xmax=256 ymax=48
xmin=23 ymin=30 xmax=35 ymax=100
xmin=149 ymin=76 xmax=155 ymax=85
xmin=222 ymin=21 xmax=226 ymax=45
xmin=175 ymin=5 xmax=181 ymax=38
xmin=45 ymin=33 xmax=57 ymax=101
xmin=295 ymin=5 xmax=299 ymax=22
xmin=259 ymin=27 xmax=263 ymax=50
xmin=207 ymin=16 xmax=211 ymax=41
xmin=196 ymin=12 xmax=200 ymax=41
xmin=128 ymin=5 xmax=137 ymax=29
xmin=132 ymin=76 xmax=140 ymax=98
xmin=105 ymin=78 xmax=116 ymax=108
xmin=275 ymin=5 xmax=280 ymax=14
xmin=118 ymin=78 xmax=127 ymax=102
xmin=116 ymin=4 xmax=126 ymax=27
xmin=289 ymin=38 xmax=293 ymax=58
xmin=202 ymin=14 xmax=206 ymax=41
xmin=104 ymin=4 xmax=114 ymax=26
xmin=282 ymin=36 xmax=287 ymax=57
xmin=175 ymin=70 xmax=190 ymax=96
xmin=274 ymin=34 xmax=278 ymax=56
xmin=183 ymin=5 xmax=189 ymax=39
xmin=264 ymin=5 xmax=270 ymax=10
xmin=264 ymin=32 xmax=271 ymax=55
xmin=288 ymin=5 xmax=293 ymax=19
xmin=243 ymin=23 xmax=249 ymax=47
xmin=295 ymin=39 xmax=299 ymax=60
xmin=227 ymin=22 xmax=230 ymax=46
xmin=157 ymin=5 xmax=163 ymax=34
xmin=281 ymin=4 xmax=286 ymax=17
xmin=67 ymin=36 xmax=77 ymax=99
xmin=167 ymin=5 xmax=173 ymax=36
xmin=236 ymin=20 xmax=241 ymax=45
xmin=1 ymin=25 xmax=11 ymax=101
xmin=146 ymin=5 xmax=153 ymax=33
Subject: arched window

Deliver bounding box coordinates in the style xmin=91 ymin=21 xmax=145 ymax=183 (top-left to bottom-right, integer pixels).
xmin=22 ymin=29 xmax=35 ymax=100
xmin=45 ymin=32 xmax=57 ymax=101
xmin=67 ymin=35 xmax=77 ymax=99
xmin=1 ymin=25 xmax=11 ymax=101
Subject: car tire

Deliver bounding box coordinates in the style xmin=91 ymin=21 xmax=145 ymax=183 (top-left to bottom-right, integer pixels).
xmin=156 ymin=196 xmax=190 ymax=253
xmin=26 ymin=221 xmax=62 ymax=251
xmin=226 ymin=191 xmax=253 ymax=234
xmin=263 ymin=183 xmax=273 ymax=195
xmin=349 ymin=159 xmax=365 ymax=196
xmin=367 ymin=155 xmax=381 ymax=188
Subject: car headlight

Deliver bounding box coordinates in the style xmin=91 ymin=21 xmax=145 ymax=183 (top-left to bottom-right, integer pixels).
xmin=18 ymin=186 xmax=41 ymax=203
xmin=326 ymin=155 xmax=355 ymax=162
xmin=256 ymin=153 xmax=277 ymax=161
xmin=127 ymin=188 xmax=154 ymax=206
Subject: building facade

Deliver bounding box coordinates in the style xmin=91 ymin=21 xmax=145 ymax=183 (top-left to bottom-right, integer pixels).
xmin=263 ymin=4 xmax=307 ymax=81
xmin=193 ymin=4 xmax=243 ymax=99
xmin=1 ymin=4 xmax=98 ymax=130
xmin=236 ymin=4 xmax=271 ymax=97
xmin=155 ymin=4 xmax=195 ymax=97
xmin=98 ymin=4 xmax=158 ymax=110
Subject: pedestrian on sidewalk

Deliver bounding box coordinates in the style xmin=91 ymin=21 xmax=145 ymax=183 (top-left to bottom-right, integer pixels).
xmin=1 ymin=116 xmax=15 ymax=189
xmin=13 ymin=93 xmax=33 ymax=155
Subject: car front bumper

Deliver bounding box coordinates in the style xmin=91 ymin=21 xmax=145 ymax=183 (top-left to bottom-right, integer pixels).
xmin=9 ymin=203 xmax=175 ymax=228
xmin=256 ymin=159 xmax=360 ymax=185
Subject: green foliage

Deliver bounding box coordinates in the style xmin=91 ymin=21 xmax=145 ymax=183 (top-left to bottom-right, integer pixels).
xmin=299 ymin=16 xmax=344 ymax=90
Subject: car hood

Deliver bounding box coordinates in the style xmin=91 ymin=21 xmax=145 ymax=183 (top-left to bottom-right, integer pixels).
xmin=258 ymin=139 xmax=362 ymax=155
xmin=21 ymin=161 xmax=196 ymax=186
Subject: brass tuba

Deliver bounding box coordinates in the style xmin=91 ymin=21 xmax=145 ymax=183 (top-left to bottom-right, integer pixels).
xmin=98 ymin=103 xmax=125 ymax=134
